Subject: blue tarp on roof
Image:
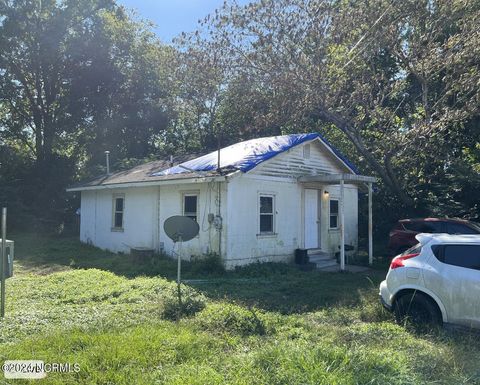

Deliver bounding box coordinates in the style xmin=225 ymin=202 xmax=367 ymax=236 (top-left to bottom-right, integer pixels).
xmin=152 ymin=133 xmax=358 ymax=176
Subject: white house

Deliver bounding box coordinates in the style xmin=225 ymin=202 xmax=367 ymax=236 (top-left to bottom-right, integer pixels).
xmin=68 ymin=133 xmax=375 ymax=270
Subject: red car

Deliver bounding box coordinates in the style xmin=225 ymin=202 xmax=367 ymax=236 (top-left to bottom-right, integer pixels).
xmin=388 ymin=218 xmax=480 ymax=255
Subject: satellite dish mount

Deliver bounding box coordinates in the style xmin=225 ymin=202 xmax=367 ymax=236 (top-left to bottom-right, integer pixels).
xmin=163 ymin=216 xmax=200 ymax=312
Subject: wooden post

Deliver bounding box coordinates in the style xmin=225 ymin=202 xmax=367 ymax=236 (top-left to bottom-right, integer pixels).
xmin=340 ymin=180 xmax=345 ymax=271
xmin=368 ymin=182 xmax=373 ymax=266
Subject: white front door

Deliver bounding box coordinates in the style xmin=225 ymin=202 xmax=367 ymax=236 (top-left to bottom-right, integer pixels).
xmin=304 ymin=189 xmax=320 ymax=249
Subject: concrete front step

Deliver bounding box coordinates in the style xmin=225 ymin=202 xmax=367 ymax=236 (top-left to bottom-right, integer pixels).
xmin=314 ymin=259 xmax=338 ymax=269
xmin=302 ymin=248 xmax=338 ymax=270
xmin=308 ymin=253 xmax=334 ymax=262
xmin=307 ymin=248 xmax=324 ymax=255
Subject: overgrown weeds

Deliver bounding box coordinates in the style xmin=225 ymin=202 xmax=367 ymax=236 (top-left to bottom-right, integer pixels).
xmin=1 ymin=234 xmax=479 ymax=384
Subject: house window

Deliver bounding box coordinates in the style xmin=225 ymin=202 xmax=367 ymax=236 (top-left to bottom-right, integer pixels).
xmin=329 ymin=199 xmax=339 ymax=229
xmin=183 ymin=194 xmax=198 ymax=222
xmin=259 ymin=195 xmax=275 ymax=234
xmin=112 ymin=194 xmax=124 ymax=230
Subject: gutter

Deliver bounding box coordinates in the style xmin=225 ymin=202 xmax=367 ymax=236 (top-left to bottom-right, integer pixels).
xmin=66 ymin=175 xmax=229 ymax=192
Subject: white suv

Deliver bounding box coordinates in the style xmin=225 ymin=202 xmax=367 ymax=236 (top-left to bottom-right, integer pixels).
xmin=379 ymin=233 xmax=480 ymax=329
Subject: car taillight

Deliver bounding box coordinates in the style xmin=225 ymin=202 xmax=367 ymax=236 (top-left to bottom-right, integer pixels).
xmin=390 ymin=253 xmax=420 ymax=269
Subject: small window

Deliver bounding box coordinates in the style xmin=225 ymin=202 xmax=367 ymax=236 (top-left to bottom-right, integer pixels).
xmin=259 ymin=195 xmax=274 ymax=234
xmin=432 ymin=244 xmax=480 ymax=271
xmin=112 ymin=195 xmax=124 ymax=230
xmin=329 ymin=199 xmax=339 ymax=229
xmin=303 ymin=144 xmax=311 ymax=159
xmin=183 ymin=194 xmax=198 ymax=222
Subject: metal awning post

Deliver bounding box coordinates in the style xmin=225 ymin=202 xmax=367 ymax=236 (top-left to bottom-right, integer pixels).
xmin=340 ymin=179 xmax=345 ymax=271
xmin=368 ymin=182 xmax=373 ymax=266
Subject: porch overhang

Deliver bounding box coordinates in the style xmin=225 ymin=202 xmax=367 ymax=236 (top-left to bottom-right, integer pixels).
xmin=298 ymin=173 xmax=376 ymax=271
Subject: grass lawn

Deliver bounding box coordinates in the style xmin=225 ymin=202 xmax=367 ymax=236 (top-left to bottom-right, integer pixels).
xmin=0 ymin=233 xmax=479 ymax=384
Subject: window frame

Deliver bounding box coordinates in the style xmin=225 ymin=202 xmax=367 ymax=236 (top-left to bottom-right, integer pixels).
xmin=182 ymin=192 xmax=199 ymax=222
xmin=111 ymin=193 xmax=125 ymax=232
xmin=329 ymin=198 xmax=339 ymax=230
xmin=258 ymin=193 xmax=276 ymax=235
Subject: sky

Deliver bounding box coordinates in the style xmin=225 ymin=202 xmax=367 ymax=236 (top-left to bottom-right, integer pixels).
xmin=116 ymin=0 xmax=250 ymax=43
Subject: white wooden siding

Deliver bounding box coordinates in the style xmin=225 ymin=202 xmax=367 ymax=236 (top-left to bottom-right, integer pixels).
xmin=250 ymin=140 xmax=350 ymax=178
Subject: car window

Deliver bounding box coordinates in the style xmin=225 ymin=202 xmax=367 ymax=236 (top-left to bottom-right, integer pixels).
xmin=446 ymin=223 xmax=479 ymax=235
xmin=424 ymin=222 xmax=444 ymax=233
xmin=403 ymin=222 xmax=425 ymax=232
xmin=431 ymin=244 xmax=480 ymax=271
xmin=403 ymin=221 xmax=443 ymax=233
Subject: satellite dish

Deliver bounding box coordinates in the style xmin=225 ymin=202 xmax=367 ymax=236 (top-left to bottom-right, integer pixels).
xmin=164 ymin=216 xmax=199 ymax=242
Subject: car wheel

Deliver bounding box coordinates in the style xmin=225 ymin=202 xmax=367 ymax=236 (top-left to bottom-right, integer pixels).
xmin=394 ymin=292 xmax=442 ymax=328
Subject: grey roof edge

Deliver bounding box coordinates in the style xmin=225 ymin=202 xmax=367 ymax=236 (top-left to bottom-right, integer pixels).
xmin=66 ymin=174 xmax=230 ymax=192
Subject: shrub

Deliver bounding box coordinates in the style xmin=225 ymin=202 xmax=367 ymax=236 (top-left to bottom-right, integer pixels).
xmin=161 ymin=285 xmax=207 ymax=321
xmin=195 ymin=303 xmax=273 ymax=336
xmin=348 ymin=252 xmax=370 ymax=266
xmin=190 ymin=252 xmax=225 ymax=275
xmin=233 ymin=262 xmax=292 ymax=278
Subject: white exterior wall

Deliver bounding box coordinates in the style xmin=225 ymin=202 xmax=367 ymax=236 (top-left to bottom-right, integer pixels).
xmin=224 ymin=175 xmax=358 ymax=268
xmin=80 ymin=187 xmax=158 ymax=253
xmin=80 ymin=182 xmax=227 ymax=260
xmin=225 ymin=175 xmax=303 ymax=268
xmin=157 ymin=182 xmax=227 ymax=260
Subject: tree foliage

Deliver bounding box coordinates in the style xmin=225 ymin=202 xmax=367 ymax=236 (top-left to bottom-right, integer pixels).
xmin=0 ymin=0 xmax=172 ymax=229
xmin=0 ymin=0 xmax=479 ymax=232
xmin=185 ymin=0 xmax=480 ymax=217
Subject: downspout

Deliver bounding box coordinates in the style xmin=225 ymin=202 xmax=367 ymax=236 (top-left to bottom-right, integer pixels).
xmin=216 ymin=123 xmax=222 ymax=258
xmin=156 ymin=185 xmax=161 ymax=253
xmin=94 ymin=191 xmax=98 ymax=245
xmin=217 ymin=181 xmax=222 ymax=258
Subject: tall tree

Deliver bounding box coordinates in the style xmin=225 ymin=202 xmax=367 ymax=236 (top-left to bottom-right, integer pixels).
xmin=189 ymin=0 xmax=480 ymax=210
xmin=0 ymin=0 xmax=111 ymax=166
xmin=0 ymin=0 xmax=171 ymax=228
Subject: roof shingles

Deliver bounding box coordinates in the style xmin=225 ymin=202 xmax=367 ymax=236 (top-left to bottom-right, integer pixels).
xmin=68 ymin=133 xmax=359 ymax=191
